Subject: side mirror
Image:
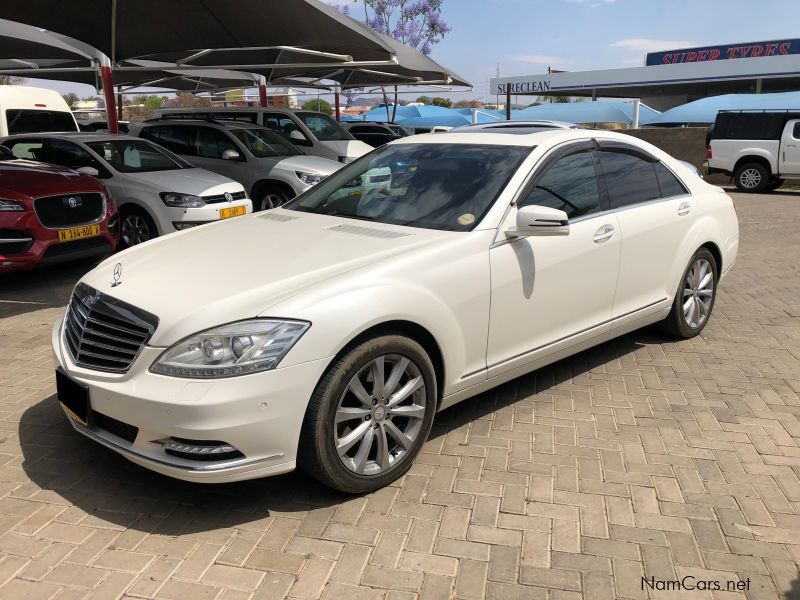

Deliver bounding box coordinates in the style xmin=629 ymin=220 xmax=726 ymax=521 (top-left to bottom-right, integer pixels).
xmin=288 ymin=130 xmax=311 ymax=146
xmin=506 ymin=205 xmax=570 ymax=237
xmin=221 ymin=149 xmax=241 ymax=161
xmin=76 ymin=166 xmax=99 ymax=177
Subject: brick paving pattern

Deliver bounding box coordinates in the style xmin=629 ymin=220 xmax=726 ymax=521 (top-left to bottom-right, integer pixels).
xmin=0 ymin=191 xmax=799 ymax=599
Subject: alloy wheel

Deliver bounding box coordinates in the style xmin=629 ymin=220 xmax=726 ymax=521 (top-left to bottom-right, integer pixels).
xmin=334 ymin=354 xmax=426 ymax=476
xmin=682 ymin=257 xmax=714 ymax=328
xmin=260 ymin=193 xmax=284 ymax=211
xmin=739 ymin=168 xmax=762 ymax=189
xmin=121 ymin=214 xmax=151 ymax=246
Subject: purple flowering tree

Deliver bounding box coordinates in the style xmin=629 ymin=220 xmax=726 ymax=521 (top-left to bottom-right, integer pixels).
xmin=336 ymin=1 xmax=451 ymax=121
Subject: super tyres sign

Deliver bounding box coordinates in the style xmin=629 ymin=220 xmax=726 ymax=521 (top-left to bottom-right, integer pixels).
xmin=646 ymin=39 xmax=800 ymax=66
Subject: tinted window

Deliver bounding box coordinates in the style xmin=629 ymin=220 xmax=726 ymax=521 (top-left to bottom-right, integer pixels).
xmin=5 ymin=109 xmax=78 ymax=134
xmin=49 ymin=139 xmax=103 ymax=171
xmin=229 ymin=127 xmax=301 ymax=157
xmin=6 ymin=139 xmax=46 ymax=160
xmin=793 ymin=122 xmax=800 ymax=139
xmin=599 ymin=150 xmax=661 ymax=208
xmin=712 ymin=113 xmax=786 ymax=140
xmin=264 ymin=113 xmax=306 ymax=142
xmin=86 ymin=139 xmax=192 ymax=173
xmin=296 ymin=111 xmax=353 ymax=141
xmin=196 ymin=127 xmax=239 ymax=159
xmin=519 ymin=150 xmax=602 ymax=219
xmin=654 ymin=162 xmax=688 ymax=197
xmin=141 ymin=125 xmax=195 ymax=156
xmin=287 ymin=143 xmax=531 ymax=231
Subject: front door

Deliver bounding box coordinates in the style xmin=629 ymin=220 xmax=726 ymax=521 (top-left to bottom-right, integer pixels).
xmin=487 ymin=142 xmax=621 ymax=377
xmin=780 ymin=120 xmax=800 ymax=175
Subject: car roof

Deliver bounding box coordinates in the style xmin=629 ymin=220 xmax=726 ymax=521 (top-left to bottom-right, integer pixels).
xmin=141 ymin=118 xmax=265 ymax=130
xmin=1 ymin=132 xmax=142 ymax=143
xmin=391 ymin=128 xmax=624 ymax=148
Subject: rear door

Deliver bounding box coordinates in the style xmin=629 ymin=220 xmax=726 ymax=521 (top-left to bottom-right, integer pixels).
xmin=779 ymin=120 xmax=800 ymax=175
xmin=597 ymin=141 xmax=694 ymax=319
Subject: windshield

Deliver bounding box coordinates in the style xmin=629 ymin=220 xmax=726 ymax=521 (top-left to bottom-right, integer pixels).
xmin=86 ymin=139 xmax=193 ymax=173
xmin=286 ymin=143 xmax=532 ymax=231
xmin=296 ymin=111 xmax=354 ymax=142
xmin=230 ymin=127 xmax=302 ymax=157
xmin=6 ymin=109 xmax=78 ymax=134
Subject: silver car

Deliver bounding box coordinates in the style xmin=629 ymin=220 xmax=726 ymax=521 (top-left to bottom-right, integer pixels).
xmin=134 ymin=119 xmax=342 ymax=211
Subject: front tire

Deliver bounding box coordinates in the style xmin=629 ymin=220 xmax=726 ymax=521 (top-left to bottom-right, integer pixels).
xmin=299 ymin=335 xmax=437 ymax=493
xmin=254 ymin=186 xmax=290 ymax=211
xmin=662 ymin=248 xmax=718 ymax=339
xmin=119 ymin=206 xmax=158 ymax=249
xmin=734 ymin=162 xmax=769 ymax=193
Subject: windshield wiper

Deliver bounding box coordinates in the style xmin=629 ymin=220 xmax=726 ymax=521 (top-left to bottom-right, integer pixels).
xmin=325 ymin=210 xmax=375 ymax=221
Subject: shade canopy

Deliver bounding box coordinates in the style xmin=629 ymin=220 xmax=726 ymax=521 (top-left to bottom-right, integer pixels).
xmin=513 ymin=101 xmax=660 ymax=125
xmin=0 ymin=19 xmax=94 ymax=63
xmin=647 ymin=92 xmax=800 ymax=126
xmin=0 ymin=0 xmax=395 ymax=66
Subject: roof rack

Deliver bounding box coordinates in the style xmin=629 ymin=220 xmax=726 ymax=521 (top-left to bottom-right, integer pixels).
xmin=718 ymin=109 xmax=800 ymax=114
xmin=156 ymin=111 xmax=259 ymax=124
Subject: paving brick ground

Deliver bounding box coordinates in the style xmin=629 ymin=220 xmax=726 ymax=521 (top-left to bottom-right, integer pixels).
xmin=0 ymin=191 xmax=799 ymax=600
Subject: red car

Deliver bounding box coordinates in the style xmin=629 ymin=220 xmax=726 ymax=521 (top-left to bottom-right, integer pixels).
xmin=0 ymin=146 xmax=119 ymax=272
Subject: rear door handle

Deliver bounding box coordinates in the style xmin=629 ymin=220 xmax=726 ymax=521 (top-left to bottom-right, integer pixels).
xmin=677 ymin=202 xmax=692 ymax=216
xmin=593 ymin=224 xmax=615 ymax=243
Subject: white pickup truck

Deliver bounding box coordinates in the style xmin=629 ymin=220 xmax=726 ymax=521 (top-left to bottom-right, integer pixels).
xmin=707 ymin=110 xmax=800 ymax=193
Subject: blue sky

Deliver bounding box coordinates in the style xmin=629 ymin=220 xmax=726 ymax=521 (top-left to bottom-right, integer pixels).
xmin=25 ymin=0 xmax=800 ymax=100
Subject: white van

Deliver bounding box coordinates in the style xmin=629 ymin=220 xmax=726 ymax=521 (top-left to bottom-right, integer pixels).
xmin=0 ymin=86 xmax=79 ymax=137
xmin=150 ymin=107 xmax=372 ymax=164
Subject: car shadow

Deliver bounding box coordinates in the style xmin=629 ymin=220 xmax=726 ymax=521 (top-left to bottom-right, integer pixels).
xmin=18 ymin=326 xmax=664 ymax=534
xmin=0 ymin=263 xmax=89 ymax=319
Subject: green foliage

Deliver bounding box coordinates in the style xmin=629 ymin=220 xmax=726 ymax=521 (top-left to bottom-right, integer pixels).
xmin=302 ymin=99 xmax=334 ymax=115
xmin=62 ymin=92 xmax=80 ymax=109
xmin=431 ymin=97 xmax=452 ymax=108
xmin=416 ymin=96 xmax=432 ymax=105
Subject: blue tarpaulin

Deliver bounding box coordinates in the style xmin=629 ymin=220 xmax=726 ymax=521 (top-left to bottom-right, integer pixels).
xmin=513 ymin=101 xmax=660 ymax=125
xmin=647 ymin=92 xmax=800 ymax=125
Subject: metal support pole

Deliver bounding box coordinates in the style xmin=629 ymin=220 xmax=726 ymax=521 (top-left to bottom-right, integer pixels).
xmin=631 ymin=98 xmax=641 ymax=129
xmin=505 ymin=85 xmax=511 ymax=120
xmin=472 ymin=108 xmax=478 ymax=124
xmin=258 ymin=75 xmax=268 ymax=107
xmin=756 ymin=78 xmax=763 ymax=93
xmin=116 ymin=89 xmax=123 ymax=121
xmin=100 ymin=62 xmax=120 ymax=134
xmin=334 ymin=87 xmax=341 ymax=122
xmin=592 ymin=89 xmax=597 ymax=101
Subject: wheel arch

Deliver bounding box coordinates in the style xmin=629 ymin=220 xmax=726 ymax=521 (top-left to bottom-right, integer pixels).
xmin=250 ymin=179 xmax=296 ymax=203
xmin=732 ymin=154 xmax=772 ymax=177
xmin=699 ymin=241 xmax=722 ymax=278
xmin=117 ymin=200 xmax=162 ymax=235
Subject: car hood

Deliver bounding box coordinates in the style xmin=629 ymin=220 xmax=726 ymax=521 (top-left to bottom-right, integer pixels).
xmin=271 ymin=154 xmax=341 ymax=175
xmin=0 ymin=159 xmax=101 ymax=201
xmin=81 ymin=209 xmax=445 ymax=346
xmin=122 ymin=168 xmax=244 ymax=195
xmin=318 ymin=139 xmax=373 ymax=159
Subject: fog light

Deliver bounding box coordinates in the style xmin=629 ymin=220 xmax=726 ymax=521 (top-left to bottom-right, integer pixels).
xmin=158 ymin=438 xmax=244 ymax=461
xmin=172 ymin=222 xmax=204 ymax=230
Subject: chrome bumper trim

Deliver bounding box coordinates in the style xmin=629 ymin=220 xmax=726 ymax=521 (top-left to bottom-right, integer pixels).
xmin=67 ymin=414 xmax=284 ymax=473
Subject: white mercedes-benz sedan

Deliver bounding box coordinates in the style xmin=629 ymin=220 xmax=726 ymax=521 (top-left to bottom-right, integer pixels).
xmin=51 ymin=129 xmax=739 ymax=492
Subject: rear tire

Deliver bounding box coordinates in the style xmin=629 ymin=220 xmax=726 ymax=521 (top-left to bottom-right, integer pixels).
xmin=299 ymin=334 xmax=437 ymax=493
xmin=662 ymin=248 xmax=718 ymax=339
xmin=734 ymin=162 xmax=769 ymax=193
xmin=119 ymin=205 xmax=158 ymax=249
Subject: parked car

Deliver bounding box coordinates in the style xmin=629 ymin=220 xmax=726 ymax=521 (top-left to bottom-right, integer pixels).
xmin=2 ymin=133 xmax=251 ymax=248
xmin=707 ymin=110 xmax=800 ymax=192
xmin=134 ymin=119 xmax=340 ymax=211
xmin=51 ymin=129 xmax=738 ymax=492
xmin=454 ymin=120 xmax=579 ymax=132
xmin=0 ymin=145 xmax=118 ymax=271
xmin=343 ymin=122 xmax=412 ymax=147
xmin=0 ymin=86 xmax=78 ymax=136
xmin=73 ymin=109 xmax=131 ymax=134
xmin=149 ymin=107 xmax=373 ymax=164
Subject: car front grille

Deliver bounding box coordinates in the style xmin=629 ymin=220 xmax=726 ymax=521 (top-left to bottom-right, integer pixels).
xmin=63 ymin=283 xmax=158 ymax=373
xmin=34 ymin=193 xmax=104 ymax=228
xmin=203 ymin=190 xmax=247 ymax=204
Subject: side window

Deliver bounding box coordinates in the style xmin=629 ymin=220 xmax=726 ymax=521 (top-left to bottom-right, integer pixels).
xmin=264 ymin=114 xmax=306 ymax=141
xmin=518 ymin=149 xmax=603 ymax=219
xmin=599 ymin=149 xmax=661 ymax=209
xmin=48 ymin=139 xmax=102 ymax=171
xmin=142 ymin=125 xmax=195 ymax=156
xmin=793 ymin=122 xmax=800 ymax=139
xmin=196 ymin=127 xmax=239 ymax=159
xmin=6 ymin=139 xmax=46 ymax=161
xmin=654 ymin=162 xmax=688 ymax=198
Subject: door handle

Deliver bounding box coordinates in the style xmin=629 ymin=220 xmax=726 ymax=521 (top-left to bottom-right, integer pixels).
xmin=677 ymin=202 xmax=692 ymax=216
xmin=593 ymin=224 xmax=615 ymax=243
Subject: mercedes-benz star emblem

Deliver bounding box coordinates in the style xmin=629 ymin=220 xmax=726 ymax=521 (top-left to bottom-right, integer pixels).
xmin=111 ymin=263 xmax=122 ymax=287
xmin=224 ymin=192 xmax=233 ymax=203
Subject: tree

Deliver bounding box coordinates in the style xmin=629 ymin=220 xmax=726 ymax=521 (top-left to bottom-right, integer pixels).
xmin=302 ymin=98 xmax=334 ymax=115
xmin=62 ymin=93 xmax=80 ymax=110
xmin=415 ymin=95 xmax=432 ymax=105
xmin=431 ymin=96 xmax=452 ymax=108
xmin=337 ymin=1 xmax=451 ymax=121
xmin=454 ymin=99 xmax=482 ymax=108
xmin=0 ymin=75 xmax=25 ymax=85
xmin=169 ymin=92 xmax=212 ymax=108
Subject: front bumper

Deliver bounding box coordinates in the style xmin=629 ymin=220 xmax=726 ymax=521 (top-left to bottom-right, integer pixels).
xmin=51 ymin=317 xmax=330 ymax=483
xmin=164 ymin=200 xmax=252 ymax=232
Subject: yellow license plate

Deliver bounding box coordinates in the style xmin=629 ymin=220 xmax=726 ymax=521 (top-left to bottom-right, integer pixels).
xmin=348 ymin=190 xmax=363 ymax=197
xmin=57 ymin=224 xmax=100 ymax=242
xmin=219 ymin=205 xmax=246 ymax=219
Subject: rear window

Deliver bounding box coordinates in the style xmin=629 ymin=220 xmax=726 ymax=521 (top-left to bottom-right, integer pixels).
xmin=712 ymin=113 xmax=787 ymax=141
xmin=6 ymin=109 xmax=78 ymax=134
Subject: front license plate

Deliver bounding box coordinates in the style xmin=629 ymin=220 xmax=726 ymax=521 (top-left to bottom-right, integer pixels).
xmin=56 ymin=368 xmax=89 ymax=426
xmin=219 ymin=205 xmax=246 ymax=219
xmin=58 ymin=224 xmax=100 ymax=243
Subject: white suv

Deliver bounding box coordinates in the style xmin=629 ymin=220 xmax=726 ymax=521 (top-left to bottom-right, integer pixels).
xmin=135 ymin=119 xmax=342 ymax=211
xmin=1 ymin=133 xmax=251 ymax=247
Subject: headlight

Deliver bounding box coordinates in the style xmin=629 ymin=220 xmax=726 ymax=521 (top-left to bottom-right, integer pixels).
xmin=150 ymin=319 xmax=310 ymax=378
xmin=295 ymin=171 xmax=325 ymax=186
xmin=160 ymin=192 xmax=205 ymax=208
xmin=0 ymin=199 xmax=23 ymax=211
